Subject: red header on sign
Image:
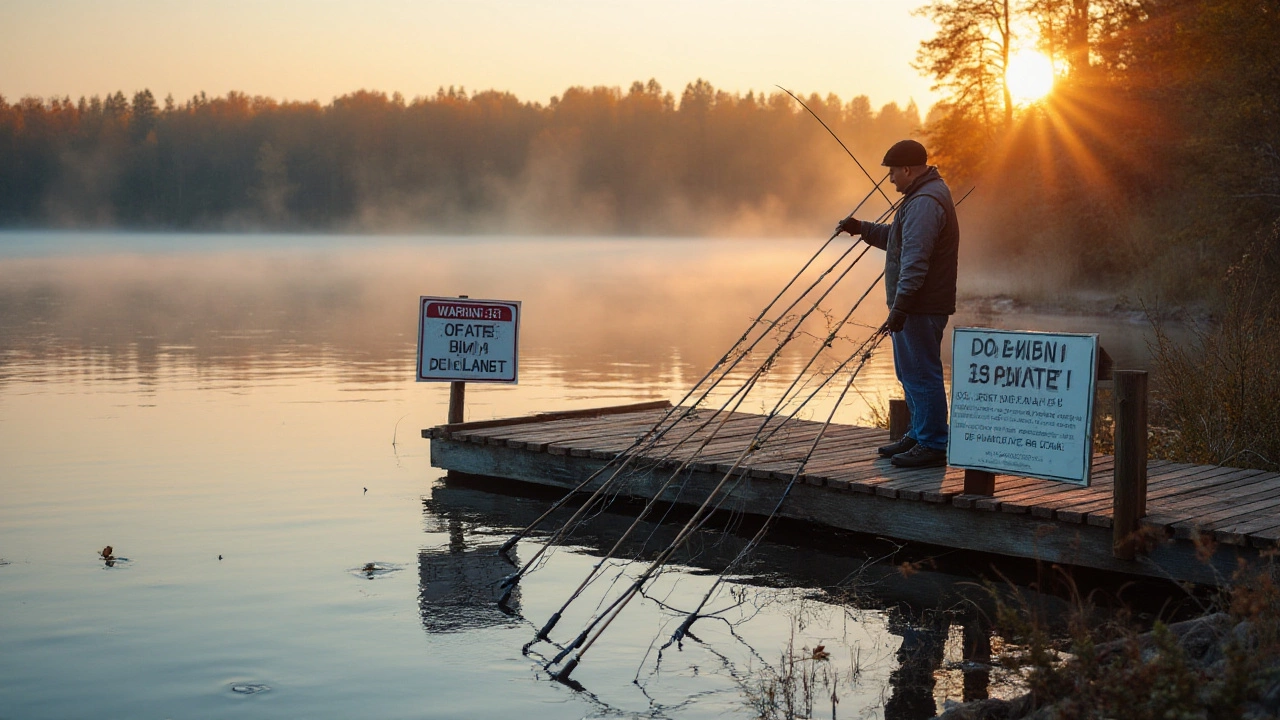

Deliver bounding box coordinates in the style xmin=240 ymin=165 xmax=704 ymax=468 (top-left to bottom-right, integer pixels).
xmin=425 ymin=302 xmax=514 ymax=322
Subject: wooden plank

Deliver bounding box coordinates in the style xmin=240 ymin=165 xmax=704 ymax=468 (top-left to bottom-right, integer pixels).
xmin=1162 ymin=482 xmax=1280 ymax=540
xmin=970 ymin=476 xmax=1061 ymax=511
xmin=984 ymin=456 xmax=1120 ymax=516
xmin=572 ymin=410 xmax=757 ymax=453
xmin=1024 ymin=461 xmax=1218 ymax=524
xmin=1000 ymin=458 xmax=1117 ymax=514
xmin=1153 ymin=469 xmax=1274 ymax=509
xmin=774 ymin=433 xmax=888 ymax=477
xmin=1209 ymin=498 xmax=1280 ymax=545
xmin=1248 ymin=523 xmax=1280 ymax=548
xmin=686 ymin=420 xmax=835 ymax=471
xmin=1143 ymin=469 xmax=1272 ymax=521
xmin=451 ymin=406 xmax=670 ymax=444
xmin=922 ymin=467 xmax=970 ymax=502
xmin=648 ymin=414 xmax=788 ymax=457
xmin=799 ymin=431 xmax=897 ymax=469
xmin=500 ymin=414 xmax=671 ymax=452
xmin=681 ymin=428 xmax=803 ymax=470
xmin=884 ymin=467 xmax=967 ymax=501
xmin=513 ymin=411 xmax=670 ymax=442
xmin=750 ymin=429 xmax=887 ymax=480
xmin=540 ymin=415 xmax=680 ymax=453
xmin=429 ymin=405 xmax=1280 ymax=577
xmin=820 ymin=457 xmax=914 ymax=493
xmin=428 ymin=434 xmax=1257 ymax=585
xmin=1053 ymin=491 xmax=1119 ymax=524
xmin=560 ymin=421 xmax=700 ymax=459
xmin=1142 ymin=465 xmax=1263 ymax=500
xmin=424 ymin=400 xmax=672 ymax=437
xmin=866 ymin=465 xmax=949 ymax=498
xmin=1136 ymin=461 xmax=1254 ymax=502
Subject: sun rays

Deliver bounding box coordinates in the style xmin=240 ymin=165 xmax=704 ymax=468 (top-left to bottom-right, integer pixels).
xmin=1006 ymin=49 xmax=1057 ymax=106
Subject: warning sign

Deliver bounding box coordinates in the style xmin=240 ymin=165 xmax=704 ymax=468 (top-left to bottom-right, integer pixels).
xmin=948 ymin=328 xmax=1097 ymax=485
xmin=416 ymin=297 xmax=520 ymax=383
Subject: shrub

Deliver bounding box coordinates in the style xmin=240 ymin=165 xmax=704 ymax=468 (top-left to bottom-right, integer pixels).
xmin=1148 ymin=230 xmax=1280 ymax=471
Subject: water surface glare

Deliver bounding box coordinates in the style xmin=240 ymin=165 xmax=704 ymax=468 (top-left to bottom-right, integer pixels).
xmin=0 ymin=233 xmax=1160 ymax=719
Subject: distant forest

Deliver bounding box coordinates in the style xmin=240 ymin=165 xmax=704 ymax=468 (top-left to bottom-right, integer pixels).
xmin=2 ymin=0 xmax=1277 ymax=297
xmin=0 ymin=81 xmax=918 ymax=236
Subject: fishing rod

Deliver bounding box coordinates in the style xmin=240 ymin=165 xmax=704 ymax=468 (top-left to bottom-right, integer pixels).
xmin=502 ymin=232 xmax=877 ymax=607
xmin=547 ymin=274 xmax=891 ymax=683
xmin=494 ymin=172 xmax=896 ymax=559
xmin=549 ymin=183 xmax=979 ymax=678
xmin=526 ymin=243 xmax=888 ymax=643
xmin=494 ymin=93 xmax=902 ymax=561
xmin=517 ymin=192 xmax=909 ymax=617
xmin=777 ymin=86 xmax=894 ymax=208
xmin=650 ymin=188 xmax=981 ymax=655
xmin=658 ymin=329 xmax=890 ymax=656
xmin=496 ymin=236 xmax=865 ymax=600
xmin=496 ymin=195 xmax=908 ymax=603
xmin=533 ymin=94 xmax=947 ymax=680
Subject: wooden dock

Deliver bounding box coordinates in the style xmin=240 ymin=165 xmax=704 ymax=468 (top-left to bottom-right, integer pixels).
xmin=424 ymin=401 xmax=1280 ymax=586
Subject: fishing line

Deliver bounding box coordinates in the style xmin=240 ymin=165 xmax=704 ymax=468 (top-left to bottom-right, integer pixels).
xmin=777 ymin=86 xmax=894 ymax=208
xmin=524 ymin=244 xmax=885 ymax=632
xmin=549 ymin=320 xmax=890 ymax=682
xmin=494 ymin=172 xmax=895 ymax=560
xmin=656 ymin=329 xmax=890 ymax=659
xmin=539 ymin=170 xmax=976 ymax=685
xmin=525 ymin=235 xmax=893 ymax=635
xmin=497 ymin=213 xmax=891 ymax=601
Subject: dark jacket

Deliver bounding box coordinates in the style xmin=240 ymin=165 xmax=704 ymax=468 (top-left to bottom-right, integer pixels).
xmin=859 ymin=167 xmax=959 ymax=315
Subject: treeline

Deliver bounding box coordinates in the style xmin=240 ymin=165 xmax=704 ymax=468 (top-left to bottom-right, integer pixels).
xmin=916 ymin=0 xmax=1280 ymax=298
xmin=0 ymin=81 xmax=919 ymax=235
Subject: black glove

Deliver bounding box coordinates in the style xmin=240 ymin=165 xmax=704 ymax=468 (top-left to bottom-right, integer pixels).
xmin=884 ymin=308 xmax=907 ymax=333
xmin=835 ymin=216 xmax=862 ymax=236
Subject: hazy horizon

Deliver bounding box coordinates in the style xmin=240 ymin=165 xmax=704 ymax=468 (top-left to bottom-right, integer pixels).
xmin=0 ymin=0 xmax=940 ymax=112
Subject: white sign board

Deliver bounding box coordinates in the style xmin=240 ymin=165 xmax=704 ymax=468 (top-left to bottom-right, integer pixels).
xmin=948 ymin=328 xmax=1097 ymax=485
xmin=417 ymin=296 xmax=520 ymax=383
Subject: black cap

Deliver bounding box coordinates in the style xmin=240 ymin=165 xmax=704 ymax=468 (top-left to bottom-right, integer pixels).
xmin=882 ymin=139 xmax=928 ymax=167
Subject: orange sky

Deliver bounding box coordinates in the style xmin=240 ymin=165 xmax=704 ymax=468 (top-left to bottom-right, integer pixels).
xmin=1 ymin=0 xmax=939 ymax=110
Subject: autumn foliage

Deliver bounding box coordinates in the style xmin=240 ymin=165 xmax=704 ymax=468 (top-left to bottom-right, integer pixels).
xmin=916 ymin=0 xmax=1280 ymax=297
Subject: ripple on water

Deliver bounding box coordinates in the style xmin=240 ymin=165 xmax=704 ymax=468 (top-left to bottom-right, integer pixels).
xmin=230 ymin=683 xmax=271 ymax=695
xmin=350 ymin=562 xmax=402 ymax=579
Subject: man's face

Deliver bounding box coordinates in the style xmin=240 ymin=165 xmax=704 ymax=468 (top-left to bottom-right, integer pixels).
xmin=887 ymin=166 xmax=910 ymax=193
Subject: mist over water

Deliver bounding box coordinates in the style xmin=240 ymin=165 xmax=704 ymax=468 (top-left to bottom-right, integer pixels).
xmin=0 ymin=232 xmax=1162 ymax=719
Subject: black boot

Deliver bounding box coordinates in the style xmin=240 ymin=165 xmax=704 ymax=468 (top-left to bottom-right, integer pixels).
xmin=890 ymin=444 xmax=947 ymax=469
xmin=878 ymin=436 xmax=917 ymax=458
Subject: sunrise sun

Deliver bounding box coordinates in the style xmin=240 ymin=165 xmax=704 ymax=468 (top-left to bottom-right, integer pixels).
xmin=1007 ymin=49 xmax=1056 ymax=104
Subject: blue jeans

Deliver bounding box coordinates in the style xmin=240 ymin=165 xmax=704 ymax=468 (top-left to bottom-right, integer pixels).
xmin=891 ymin=313 xmax=949 ymax=451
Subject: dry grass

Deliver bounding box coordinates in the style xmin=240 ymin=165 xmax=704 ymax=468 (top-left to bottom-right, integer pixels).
xmin=1147 ymin=240 xmax=1280 ymax=471
xmin=990 ymin=558 xmax=1280 ymax=719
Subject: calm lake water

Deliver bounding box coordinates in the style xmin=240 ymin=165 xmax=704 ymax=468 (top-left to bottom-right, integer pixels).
xmin=0 ymin=232 xmax=1161 ymax=719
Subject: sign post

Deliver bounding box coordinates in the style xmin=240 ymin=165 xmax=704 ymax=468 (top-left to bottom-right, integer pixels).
xmin=948 ymin=328 xmax=1098 ymax=485
xmin=417 ymin=295 xmax=521 ymax=424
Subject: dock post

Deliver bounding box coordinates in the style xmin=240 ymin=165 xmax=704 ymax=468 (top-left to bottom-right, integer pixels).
xmin=447 ymin=294 xmax=469 ymax=425
xmin=1112 ymin=370 xmax=1149 ymax=560
xmin=964 ymin=469 xmax=996 ymax=496
xmin=448 ymin=382 xmax=466 ymax=424
xmin=889 ymin=399 xmax=910 ymax=441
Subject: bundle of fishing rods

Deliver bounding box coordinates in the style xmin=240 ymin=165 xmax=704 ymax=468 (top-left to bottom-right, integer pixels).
xmin=492 ymin=90 xmax=966 ymax=687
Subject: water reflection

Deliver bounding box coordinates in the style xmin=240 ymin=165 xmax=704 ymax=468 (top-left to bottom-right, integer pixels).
xmin=425 ymin=471 xmax=1012 ymax=717
xmin=418 ymin=516 xmax=522 ymax=632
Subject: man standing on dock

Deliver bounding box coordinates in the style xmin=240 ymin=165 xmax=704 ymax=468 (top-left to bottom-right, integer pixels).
xmin=835 ymin=139 xmax=959 ymax=469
